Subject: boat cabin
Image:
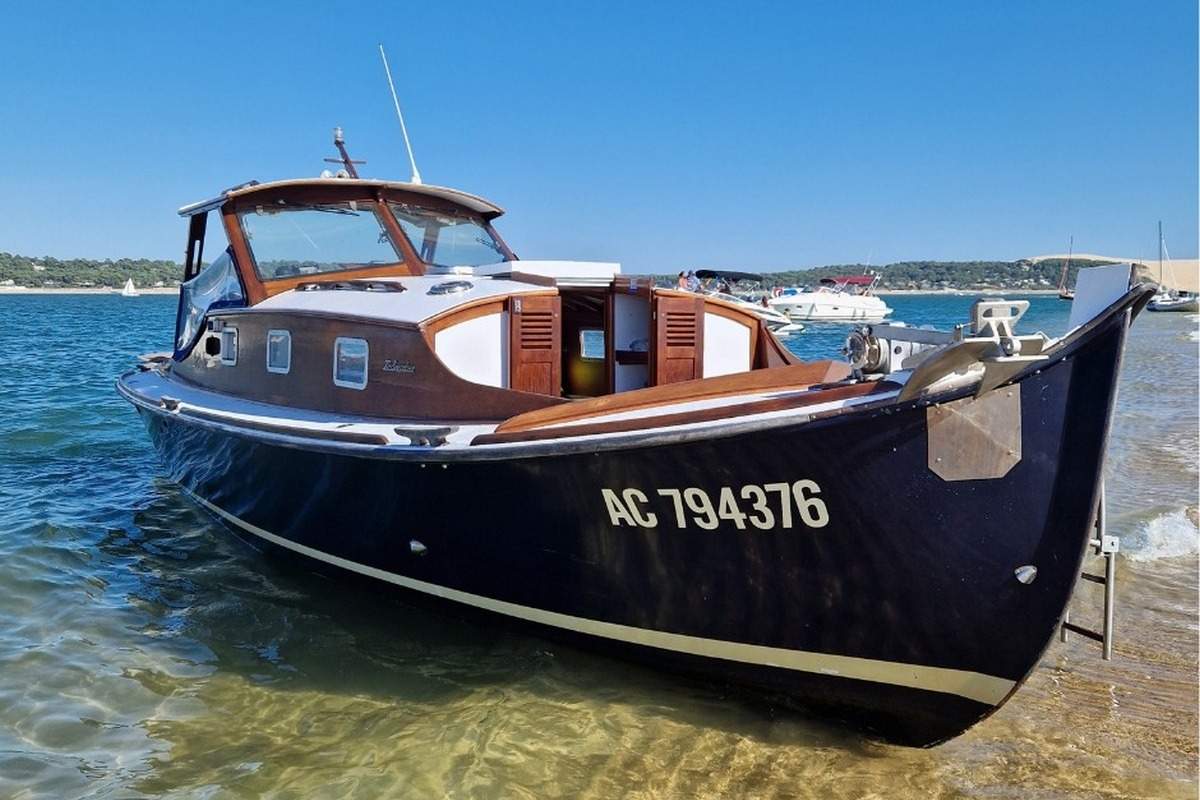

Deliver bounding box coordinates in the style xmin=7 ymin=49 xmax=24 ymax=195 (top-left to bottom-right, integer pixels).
xmin=170 ymin=177 xmax=810 ymax=422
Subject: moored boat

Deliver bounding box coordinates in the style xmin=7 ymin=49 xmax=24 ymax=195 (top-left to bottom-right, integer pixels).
xmin=117 ymin=141 xmax=1154 ymax=746
xmin=692 ymin=269 xmax=804 ymax=334
xmin=768 ymin=274 xmax=892 ymax=322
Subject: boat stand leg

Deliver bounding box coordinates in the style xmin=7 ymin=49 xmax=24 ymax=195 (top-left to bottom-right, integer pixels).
xmin=1060 ymin=482 xmax=1118 ymax=660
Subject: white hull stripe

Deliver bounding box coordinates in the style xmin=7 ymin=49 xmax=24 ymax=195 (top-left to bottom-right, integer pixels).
xmin=189 ymin=492 xmax=1016 ymax=706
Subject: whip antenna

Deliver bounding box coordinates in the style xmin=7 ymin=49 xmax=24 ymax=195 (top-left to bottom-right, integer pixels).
xmin=379 ymin=43 xmax=423 ymax=185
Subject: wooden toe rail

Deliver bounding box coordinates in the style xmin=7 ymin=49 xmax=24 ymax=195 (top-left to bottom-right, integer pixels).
xmin=491 ymin=360 xmax=852 ymax=435
xmin=472 ymin=377 xmax=895 ymax=446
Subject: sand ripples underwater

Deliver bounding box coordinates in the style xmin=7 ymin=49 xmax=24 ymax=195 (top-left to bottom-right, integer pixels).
xmin=0 ymin=294 xmax=1195 ymax=798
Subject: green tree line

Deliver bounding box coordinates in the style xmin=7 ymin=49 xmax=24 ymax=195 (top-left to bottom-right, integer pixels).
xmin=0 ymin=252 xmax=181 ymax=289
xmin=657 ymin=259 xmax=1118 ymax=290
xmin=0 ymin=250 xmax=1119 ymax=291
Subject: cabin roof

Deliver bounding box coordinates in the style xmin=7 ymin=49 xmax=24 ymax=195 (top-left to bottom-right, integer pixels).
xmin=247 ymin=274 xmax=547 ymax=325
xmin=178 ymin=178 xmax=505 ymax=218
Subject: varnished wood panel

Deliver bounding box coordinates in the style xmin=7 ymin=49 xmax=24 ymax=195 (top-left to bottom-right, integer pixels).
xmin=474 ymin=381 xmax=896 ymax=445
xmin=509 ymin=295 xmax=562 ymax=396
xmin=651 ymin=293 xmax=705 ymax=386
xmin=172 ymin=310 xmax=567 ymax=422
xmin=494 ymin=360 xmax=854 ymax=433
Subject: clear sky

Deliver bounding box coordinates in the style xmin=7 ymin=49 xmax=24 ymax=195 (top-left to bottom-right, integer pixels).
xmin=0 ymin=1 xmax=1195 ymax=272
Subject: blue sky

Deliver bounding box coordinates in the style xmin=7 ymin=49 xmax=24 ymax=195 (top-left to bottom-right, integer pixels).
xmin=0 ymin=1 xmax=1195 ymax=272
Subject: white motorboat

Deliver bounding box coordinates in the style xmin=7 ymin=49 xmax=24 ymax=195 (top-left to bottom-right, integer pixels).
xmin=694 ymin=270 xmax=804 ymax=334
xmin=768 ymin=275 xmax=891 ymax=322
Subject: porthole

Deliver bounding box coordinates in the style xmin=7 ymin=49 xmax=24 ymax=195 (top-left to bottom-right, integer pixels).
xmin=333 ymin=337 xmax=368 ymax=390
xmin=219 ymin=327 xmax=238 ymax=366
xmin=266 ymin=330 xmax=291 ymax=374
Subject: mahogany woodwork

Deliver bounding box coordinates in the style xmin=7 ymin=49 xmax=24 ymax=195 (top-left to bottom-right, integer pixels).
xmin=420 ymin=291 xmax=557 ymax=341
xmin=508 ymin=295 xmax=562 ymax=395
xmin=493 ymin=360 xmax=854 ymax=433
xmin=755 ymin=322 xmax=803 ymax=368
xmin=472 ymin=380 xmax=897 ymax=446
xmin=651 ymin=292 xmax=705 ymax=386
xmin=171 ymin=310 xmax=567 ymax=422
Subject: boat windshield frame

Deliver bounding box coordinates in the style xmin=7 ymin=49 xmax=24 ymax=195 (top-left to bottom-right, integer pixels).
xmin=216 ymin=183 xmax=515 ymax=303
xmin=235 ymin=200 xmax=409 ymax=282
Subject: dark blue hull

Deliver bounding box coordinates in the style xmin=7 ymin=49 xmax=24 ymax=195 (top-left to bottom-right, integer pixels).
xmin=125 ymin=294 xmax=1141 ymax=745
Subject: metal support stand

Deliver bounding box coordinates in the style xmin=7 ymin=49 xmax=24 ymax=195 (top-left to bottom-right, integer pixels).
xmin=1061 ymin=483 xmax=1118 ymax=659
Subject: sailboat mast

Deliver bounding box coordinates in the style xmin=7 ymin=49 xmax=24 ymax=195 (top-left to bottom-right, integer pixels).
xmin=1158 ymin=220 xmax=1163 ymax=282
xmin=1059 ymin=235 xmax=1073 ymax=291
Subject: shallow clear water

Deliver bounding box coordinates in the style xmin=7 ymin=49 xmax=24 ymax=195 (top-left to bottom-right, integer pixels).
xmin=0 ymin=294 xmax=1195 ymax=798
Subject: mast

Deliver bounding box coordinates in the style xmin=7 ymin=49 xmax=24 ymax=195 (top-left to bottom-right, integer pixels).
xmin=1158 ymin=220 xmax=1163 ymax=282
xmin=1058 ymin=235 xmax=1073 ymax=292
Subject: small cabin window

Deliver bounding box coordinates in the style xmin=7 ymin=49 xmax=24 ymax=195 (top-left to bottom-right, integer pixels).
xmin=219 ymin=327 xmax=238 ymax=366
xmin=579 ymin=328 xmax=605 ymax=361
xmin=333 ymin=337 xmax=368 ymax=390
xmin=266 ymin=330 xmax=291 ymax=374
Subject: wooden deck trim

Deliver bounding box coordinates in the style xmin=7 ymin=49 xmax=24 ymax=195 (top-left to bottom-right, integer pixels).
xmin=492 ymin=360 xmax=853 ymax=433
xmin=473 ymin=380 xmax=896 ymax=445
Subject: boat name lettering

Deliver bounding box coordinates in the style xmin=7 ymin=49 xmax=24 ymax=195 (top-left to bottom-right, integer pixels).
xmin=601 ymin=481 xmax=829 ymax=531
xmin=382 ymin=359 xmax=416 ymax=374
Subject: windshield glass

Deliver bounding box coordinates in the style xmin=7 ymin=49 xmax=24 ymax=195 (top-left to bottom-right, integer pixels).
xmin=388 ymin=203 xmax=507 ymax=268
xmin=238 ymin=201 xmax=402 ymax=279
xmin=175 ymin=249 xmax=245 ymax=353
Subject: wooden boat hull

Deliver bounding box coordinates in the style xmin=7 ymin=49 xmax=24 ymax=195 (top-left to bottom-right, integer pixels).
xmin=120 ymin=290 xmax=1143 ymax=746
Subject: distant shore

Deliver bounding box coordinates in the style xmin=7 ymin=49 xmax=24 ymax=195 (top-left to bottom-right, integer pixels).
xmin=0 ymin=287 xmax=180 ymax=295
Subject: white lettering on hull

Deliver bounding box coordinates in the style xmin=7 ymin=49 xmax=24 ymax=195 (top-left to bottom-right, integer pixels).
xmin=602 ymin=481 xmax=830 ymax=530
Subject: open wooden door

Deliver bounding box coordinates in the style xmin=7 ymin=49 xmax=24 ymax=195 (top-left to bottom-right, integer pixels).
xmin=509 ymin=294 xmax=562 ymax=395
xmin=651 ymin=292 xmax=705 ymax=385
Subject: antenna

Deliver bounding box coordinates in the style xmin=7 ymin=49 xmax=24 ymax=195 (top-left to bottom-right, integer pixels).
xmin=324 ymin=126 xmax=366 ymax=178
xmin=378 ymin=43 xmax=422 ymax=185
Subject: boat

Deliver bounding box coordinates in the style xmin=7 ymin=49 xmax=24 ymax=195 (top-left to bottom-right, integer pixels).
xmin=693 ymin=269 xmax=804 ymax=334
xmin=1057 ymin=236 xmax=1075 ymax=300
xmin=121 ymin=278 xmax=140 ymax=297
xmin=117 ymin=134 xmax=1155 ymax=746
xmin=1147 ymin=222 xmax=1198 ymax=312
xmin=1147 ymin=293 xmax=1198 ymax=312
xmin=767 ymin=274 xmax=892 ymax=322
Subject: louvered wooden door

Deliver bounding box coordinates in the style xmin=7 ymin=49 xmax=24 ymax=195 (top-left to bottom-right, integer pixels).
xmin=651 ymin=293 xmax=704 ymax=386
xmin=509 ymin=295 xmax=562 ymax=395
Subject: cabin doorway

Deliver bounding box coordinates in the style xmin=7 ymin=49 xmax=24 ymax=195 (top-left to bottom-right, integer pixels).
xmin=559 ymin=289 xmax=610 ymax=397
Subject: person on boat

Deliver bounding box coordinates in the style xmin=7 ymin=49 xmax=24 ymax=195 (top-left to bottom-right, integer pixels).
xmin=676 ymin=271 xmax=688 ymax=289
xmin=686 ymin=271 xmax=701 ymax=292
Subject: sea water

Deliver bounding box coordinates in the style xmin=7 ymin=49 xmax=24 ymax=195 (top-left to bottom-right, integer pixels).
xmin=0 ymin=294 xmax=1195 ymax=798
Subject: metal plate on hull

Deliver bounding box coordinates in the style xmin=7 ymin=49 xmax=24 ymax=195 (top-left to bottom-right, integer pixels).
xmin=927 ymin=389 xmax=1022 ymax=481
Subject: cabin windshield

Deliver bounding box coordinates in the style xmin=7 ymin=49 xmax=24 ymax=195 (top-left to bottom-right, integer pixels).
xmin=388 ymin=202 xmax=508 ymax=268
xmin=238 ymin=201 xmax=403 ymax=279
xmin=175 ymin=249 xmax=245 ymax=353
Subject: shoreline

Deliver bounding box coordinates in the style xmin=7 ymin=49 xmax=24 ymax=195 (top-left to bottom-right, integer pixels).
xmin=0 ymin=287 xmax=180 ymax=295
